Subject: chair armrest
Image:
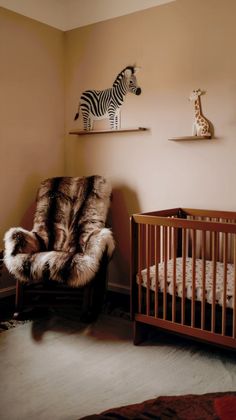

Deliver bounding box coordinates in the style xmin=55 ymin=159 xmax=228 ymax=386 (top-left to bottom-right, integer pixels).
xmin=83 ymin=227 xmax=115 ymax=260
xmin=67 ymin=228 xmax=115 ymax=288
xmin=4 ymin=227 xmax=41 ymax=257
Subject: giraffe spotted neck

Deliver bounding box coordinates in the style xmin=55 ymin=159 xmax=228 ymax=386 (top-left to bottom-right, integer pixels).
xmin=194 ymin=97 xmax=201 ymax=119
xmin=190 ymin=90 xmax=211 ymax=137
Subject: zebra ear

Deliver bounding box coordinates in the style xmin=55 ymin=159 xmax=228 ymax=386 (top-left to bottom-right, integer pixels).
xmin=134 ymin=66 xmax=141 ymax=73
xmin=124 ymin=68 xmax=132 ymax=78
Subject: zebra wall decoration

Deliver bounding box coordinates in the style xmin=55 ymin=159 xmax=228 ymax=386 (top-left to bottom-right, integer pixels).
xmin=74 ymin=66 xmax=141 ymax=131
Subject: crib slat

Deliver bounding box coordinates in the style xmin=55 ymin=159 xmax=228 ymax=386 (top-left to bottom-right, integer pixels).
xmin=228 ymin=220 xmax=233 ymax=263
xmin=219 ymin=225 xmax=223 ymax=262
xmin=138 ymin=224 xmax=142 ymax=314
xmin=222 ymin=232 xmax=228 ymax=336
xmin=191 ymin=229 xmax=196 ymax=328
xmin=154 ymin=225 xmax=160 ymax=318
xmin=181 ymin=228 xmax=186 ymax=325
xmin=215 ymin=218 xmax=220 ymax=261
xmin=162 ymin=225 xmax=164 ymax=262
xmin=211 ymin=231 xmax=217 ymax=333
xmin=169 ymin=225 xmax=172 ymax=260
xmin=209 ymin=228 xmax=212 ymax=260
xmin=146 ymin=225 xmax=151 ymax=316
xmin=201 ymin=230 xmax=206 ymax=330
xmin=163 ymin=226 xmax=168 ymax=320
xmin=233 ymin=235 xmax=236 ymax=339
xmin=172 ymin=228 xmax=177 ymax=322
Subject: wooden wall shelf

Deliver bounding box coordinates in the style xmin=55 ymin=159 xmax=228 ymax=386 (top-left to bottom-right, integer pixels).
xmin=168 ymin=135 xmax=211 ymax=141
xmin=69 ymin=127 xmax=148 ymax=135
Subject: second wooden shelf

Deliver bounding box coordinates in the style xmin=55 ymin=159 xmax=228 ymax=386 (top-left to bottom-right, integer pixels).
xmin=168 ymin=135 xmax=211 ymax=141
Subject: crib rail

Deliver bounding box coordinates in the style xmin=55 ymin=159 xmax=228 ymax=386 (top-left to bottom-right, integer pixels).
xmin=130 ymin=208 xmax=236 ymax=350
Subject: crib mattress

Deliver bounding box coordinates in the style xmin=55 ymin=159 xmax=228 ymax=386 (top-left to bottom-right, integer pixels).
xmin=137 ymin=257 xmax=235 ymax=309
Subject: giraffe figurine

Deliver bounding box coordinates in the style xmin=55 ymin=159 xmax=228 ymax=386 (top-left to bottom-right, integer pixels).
xmin=189 ymin=89 xmax=211 ymax=137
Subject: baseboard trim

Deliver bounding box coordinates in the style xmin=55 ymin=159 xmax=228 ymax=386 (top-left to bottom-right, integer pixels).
xmin=108 ymin=282 xmax=130 ymax=295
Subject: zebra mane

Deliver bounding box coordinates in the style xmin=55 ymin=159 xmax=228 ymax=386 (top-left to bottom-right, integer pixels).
xmin=113 ymin=66 xmax=135 ymax=87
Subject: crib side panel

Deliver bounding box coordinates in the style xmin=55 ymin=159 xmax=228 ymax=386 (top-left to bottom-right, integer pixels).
xmin=131 ymin=209 xmax=236 ymax=350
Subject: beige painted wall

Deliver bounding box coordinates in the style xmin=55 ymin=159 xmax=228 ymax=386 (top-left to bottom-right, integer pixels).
xmin=65 ymin=0 xmax=236 ymax=291
xmin=0 ymin=8 xmax=65 ymax=247
xmin=1 ymin=1 xmax=236 ymax=292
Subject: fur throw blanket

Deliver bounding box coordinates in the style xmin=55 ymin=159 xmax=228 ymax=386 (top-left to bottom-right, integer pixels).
xmin=4 ymin=176 xmax=115 ymax=287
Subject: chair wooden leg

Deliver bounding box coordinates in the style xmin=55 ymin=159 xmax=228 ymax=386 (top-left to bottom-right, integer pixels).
xmin=14 ymin=280 xmax=24 ymax=319
xmin=94 ymin=256 xmax=108 ymax=316
xmin=81 ymin=256 xmax=108 ymax=323
xmin=80 ymin=283 xmax=94 ymax=322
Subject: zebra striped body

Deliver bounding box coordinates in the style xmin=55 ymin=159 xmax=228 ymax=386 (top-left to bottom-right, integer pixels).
xmin=74 ymin=66 xmax=141 ymax=130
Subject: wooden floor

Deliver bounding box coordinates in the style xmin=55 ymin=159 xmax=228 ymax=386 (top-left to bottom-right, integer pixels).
xmin=1 ymin=312 xmax=236 ymax=419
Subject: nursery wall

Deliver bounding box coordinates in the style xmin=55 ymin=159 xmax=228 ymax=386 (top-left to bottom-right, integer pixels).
xmin=65 ymin=0 xmax=236 ymax=292
xmin=0 ymin=8 xmax=65 ymax=247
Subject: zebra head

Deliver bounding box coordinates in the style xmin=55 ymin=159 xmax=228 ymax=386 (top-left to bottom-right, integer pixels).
xmin=125 ymin=66 xmax=142 ymax=96
xmin=113 ymin=66 xmax=142 ymax=96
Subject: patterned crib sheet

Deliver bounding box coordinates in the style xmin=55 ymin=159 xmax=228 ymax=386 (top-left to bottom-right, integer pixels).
xmin=137 ymin=257 xmax=235 ymax=309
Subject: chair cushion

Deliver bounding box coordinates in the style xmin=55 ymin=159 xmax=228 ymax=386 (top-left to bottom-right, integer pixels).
xmin=33 ymin=175 xmax=112 ymax=252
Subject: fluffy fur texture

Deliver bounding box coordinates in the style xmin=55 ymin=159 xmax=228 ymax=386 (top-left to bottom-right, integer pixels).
xmin=4 ymin=176 xmax=115 ymax=287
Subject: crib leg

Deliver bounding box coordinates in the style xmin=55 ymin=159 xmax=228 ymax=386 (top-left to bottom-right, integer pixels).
xmin=133 ymin=320 xmax=149 ymax=345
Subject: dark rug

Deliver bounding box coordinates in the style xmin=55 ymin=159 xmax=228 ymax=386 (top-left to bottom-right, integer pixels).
xmin=0 ymin=304 xmax=48 ymax=332
xmin=80 ymin=392 xmax=236 ymax=420
xmin=0 ymin=291 xmax=130 ymax=333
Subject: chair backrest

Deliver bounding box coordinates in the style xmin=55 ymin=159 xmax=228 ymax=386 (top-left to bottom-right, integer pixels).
xmin=32 ymin=176 xmax=112 ymax=252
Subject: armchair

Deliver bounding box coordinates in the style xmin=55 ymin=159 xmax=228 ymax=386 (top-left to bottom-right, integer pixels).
xmin=4 ymin=176 xmax=115 ymax=320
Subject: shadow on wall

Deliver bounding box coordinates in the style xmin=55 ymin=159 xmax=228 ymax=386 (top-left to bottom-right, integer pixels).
xmin=20 ymin=200 xmax=37 ymax=230
xmin=108 ymin=185 xmax=140 ymax=292
xmin=2 ymin=173 xmax=41 ymax=244
xmin=15 ymin=175 xmax=42 ymax=230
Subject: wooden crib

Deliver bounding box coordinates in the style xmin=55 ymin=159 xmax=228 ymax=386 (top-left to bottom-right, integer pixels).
xmin=130 ymin=208 xmax=236 ymax=350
